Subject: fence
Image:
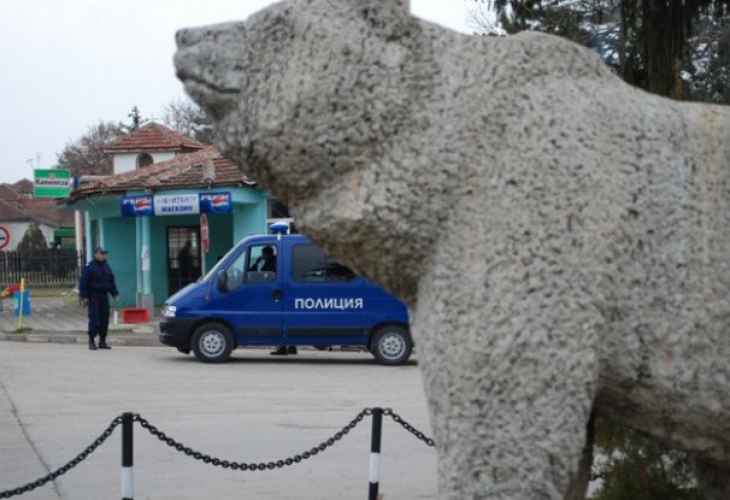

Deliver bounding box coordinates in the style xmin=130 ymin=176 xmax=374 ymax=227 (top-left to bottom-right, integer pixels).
xmin=0 ymin=250 xmax=81 ymax=287
xmin=0 ymin=407 xmax=435 ymax=500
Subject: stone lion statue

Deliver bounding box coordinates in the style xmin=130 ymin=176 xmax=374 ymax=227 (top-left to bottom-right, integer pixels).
xmin=174 ymin=0 xmax=730 ymax=498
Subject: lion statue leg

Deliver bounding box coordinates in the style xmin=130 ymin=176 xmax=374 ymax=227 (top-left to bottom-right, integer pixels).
xmin=413 ymin=253 xmax=601 ymax=499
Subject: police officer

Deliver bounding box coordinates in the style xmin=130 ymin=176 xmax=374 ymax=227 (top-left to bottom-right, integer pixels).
xmin=79 ymin=247 xmax=119 ymax=350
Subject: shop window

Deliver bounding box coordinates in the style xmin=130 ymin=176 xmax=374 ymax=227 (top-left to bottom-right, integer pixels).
xmin=167 ymin=227 xmax=201 ymax=295
xmin=266 ymin=199 xmax=297 ymax=234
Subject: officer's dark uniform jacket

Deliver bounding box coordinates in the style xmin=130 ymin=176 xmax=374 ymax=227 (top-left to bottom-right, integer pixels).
xmin=79 ymin=259 xmax=118 ymax=341
xmin=79 ymin=260 xmax=119 ymax=299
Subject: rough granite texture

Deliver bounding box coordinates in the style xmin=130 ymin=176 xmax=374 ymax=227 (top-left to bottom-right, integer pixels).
xmin=175 ymin=1 xmax=730 ymax=498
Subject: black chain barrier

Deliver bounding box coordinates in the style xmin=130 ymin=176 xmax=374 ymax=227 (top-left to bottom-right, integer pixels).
xmin=0 ymin=408 xmax=435 ymax=497
xmin=0 ymin=416 xmax=123 ymax=499
xmin=383 ymin=408 xmax=436 ymax=447
xmin=133 ymin=409 xmax=372 ymax=470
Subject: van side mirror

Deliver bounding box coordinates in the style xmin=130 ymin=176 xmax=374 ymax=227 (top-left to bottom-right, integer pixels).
xmin=217 ymin=270 xmax=228 ymax=291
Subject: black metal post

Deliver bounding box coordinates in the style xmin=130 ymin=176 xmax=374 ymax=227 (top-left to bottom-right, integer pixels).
xmin=122 ymin=413 xmax=134 ymax=500
xmin=368 ymin=408 xmax=383 ymax=500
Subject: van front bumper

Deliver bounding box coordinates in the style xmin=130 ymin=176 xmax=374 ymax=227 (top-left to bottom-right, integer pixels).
xmin=158 ymin=317 xmax=197 ymax=348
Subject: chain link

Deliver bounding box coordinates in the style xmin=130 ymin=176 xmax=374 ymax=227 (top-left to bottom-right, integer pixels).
xmin=382 ymin=408 xmax=436 ymax=447
xmin=1 ymin=407 xmax=436 ymax=498
xmin=0 ymin=416 xmax=123 ymax=499
xmin=133 ymin=409 xmax=370 ymax=471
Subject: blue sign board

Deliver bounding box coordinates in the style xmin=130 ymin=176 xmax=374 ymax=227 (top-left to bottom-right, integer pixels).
xmin=121 ymin=192 xmax=232 ymax=217
xmin=154 ymin=194 xmax=200 ymax=216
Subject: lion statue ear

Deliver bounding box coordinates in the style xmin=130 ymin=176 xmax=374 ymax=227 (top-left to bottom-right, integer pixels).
xmin=350 ymin=0 xmax=412 ymax=39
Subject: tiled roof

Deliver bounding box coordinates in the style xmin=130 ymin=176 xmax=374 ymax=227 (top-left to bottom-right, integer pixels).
xmin=0 ymin=184 xmax=20 ymax=202
xmin=13 ymin=179 xmax=34 ymax=195
xmin=71 ymin=146 xmax=255 ymax=199
xmin=104 ymin=122 xmax=207 ymax=153
xmin=0 ymin=183 xmax=73 ymax=228
xmin=0 ymin=198 xmax=74 ymax=228
xmin=23 ymin=199 xmax=75 ymax=227
xmin=0 ymin=199 xmax=31 ymax=222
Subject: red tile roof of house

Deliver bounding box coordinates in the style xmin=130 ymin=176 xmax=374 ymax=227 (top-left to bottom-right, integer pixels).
xmin=103 ymin=122 xmax=207 ymax=153
xmin=0 ymin=184 xmax=20 ymax=202
xmin=23 ymin=199 xmax=76 ymax=227
xmin=13 ymin=179 xmax=34 ymax=195
xmin=0 ymin=184 xmax=74 ymax=228
xmin=0 ymin=198 xmax=73 ymax=228
xmin=0 ymin=199 xmax=31 ymax=222
xmin=70 ymin=146 xmax=255 ymax=199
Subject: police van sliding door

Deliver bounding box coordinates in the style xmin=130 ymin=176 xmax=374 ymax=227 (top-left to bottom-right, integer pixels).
xmin=212 ymin=243 xmax=283 ymax=343
xmin=283 ymin=242 xmax=368 ymax=345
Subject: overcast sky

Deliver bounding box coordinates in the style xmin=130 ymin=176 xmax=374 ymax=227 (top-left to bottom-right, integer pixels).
xmin=0 ymin=0 xmax=474 ymax=185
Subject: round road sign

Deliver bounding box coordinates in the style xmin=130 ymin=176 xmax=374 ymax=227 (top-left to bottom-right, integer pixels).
xmin=0 ymin=226 xmax=10 ymax=250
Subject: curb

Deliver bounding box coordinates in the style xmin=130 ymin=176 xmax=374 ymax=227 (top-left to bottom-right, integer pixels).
xmin=0 ymin=327 xmax=160 ymax=347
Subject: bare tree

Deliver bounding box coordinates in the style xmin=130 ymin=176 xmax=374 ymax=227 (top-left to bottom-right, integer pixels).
xmin=56 ymin=121 xmax=126 ymax=176
xmin=467 ymin=1 xmax=507 ymax=36
xmin=163 ymin=98 xmax=213 ymax=144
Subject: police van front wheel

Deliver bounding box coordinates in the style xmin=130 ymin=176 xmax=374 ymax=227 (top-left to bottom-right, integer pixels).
xmin=371 ymin=326 xmax=412 ymax=366
xmin=191 ymin=323 xmax=234 ymax=363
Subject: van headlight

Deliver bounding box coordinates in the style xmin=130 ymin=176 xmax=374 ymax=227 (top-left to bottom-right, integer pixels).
xmin=162 ymin=305 xmax=177 ymax=318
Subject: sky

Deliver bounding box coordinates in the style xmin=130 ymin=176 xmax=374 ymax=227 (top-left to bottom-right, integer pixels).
xmin=0 ymin=0 xmax=474 ymax=185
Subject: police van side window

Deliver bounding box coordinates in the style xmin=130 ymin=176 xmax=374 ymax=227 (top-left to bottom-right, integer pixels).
xmin=292 ymin=245 xmax=356 ymax=283
xmin=226 ymin=245 xmax=276 ymax=289
xmin=246 ymin=245 xmax=277 ymax=284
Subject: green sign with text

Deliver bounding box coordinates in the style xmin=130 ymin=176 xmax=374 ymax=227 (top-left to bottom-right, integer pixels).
xmin=34 ymin=169 xmax=71 ymax=198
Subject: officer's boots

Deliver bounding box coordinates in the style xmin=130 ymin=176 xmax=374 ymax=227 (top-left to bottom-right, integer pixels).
xmin=98 ymin=338 xmax=111 ymax=349
xmin=88 ymin=338 xmax=97 ymax=350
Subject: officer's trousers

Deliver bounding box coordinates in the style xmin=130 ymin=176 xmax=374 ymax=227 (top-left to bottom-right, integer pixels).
xmin=87 ymin=291 xmax=110 ymax=341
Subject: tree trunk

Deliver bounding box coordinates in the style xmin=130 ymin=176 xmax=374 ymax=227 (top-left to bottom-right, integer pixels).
xmin=644 ymin=0 xmax=687 ymax=99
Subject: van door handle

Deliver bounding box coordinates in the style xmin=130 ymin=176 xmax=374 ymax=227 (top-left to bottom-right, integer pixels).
xmin=272 ymin=289 xmax=283 ymax=301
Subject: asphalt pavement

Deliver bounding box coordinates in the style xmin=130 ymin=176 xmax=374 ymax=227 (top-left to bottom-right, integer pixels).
xmin=0 ymin=342 xmax=437 ymax=500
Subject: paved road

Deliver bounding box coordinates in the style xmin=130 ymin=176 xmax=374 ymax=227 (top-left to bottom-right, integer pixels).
xmin=0 ymin=343 xmax=437 ymax=499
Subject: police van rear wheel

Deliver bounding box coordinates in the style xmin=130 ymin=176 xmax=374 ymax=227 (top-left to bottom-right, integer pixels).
xmin=192 ymin=323 xmax=234 ymax=363
xmin=371 ymin=326 xmax=412 ymax=366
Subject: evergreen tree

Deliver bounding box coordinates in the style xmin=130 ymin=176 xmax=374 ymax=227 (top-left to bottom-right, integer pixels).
xmin=17 ymin=223 xmax=48 ymax=255
xmin=471 ymin=0 xmax=730 ymax=103
xmin=591 ymin=418 xmax=705 ymax=500
xmin=126 ymin=106 xmax=146 ymax=132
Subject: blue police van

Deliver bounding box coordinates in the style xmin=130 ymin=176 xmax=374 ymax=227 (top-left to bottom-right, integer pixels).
xmin=158 ymin=225 xmax=412 ymax=365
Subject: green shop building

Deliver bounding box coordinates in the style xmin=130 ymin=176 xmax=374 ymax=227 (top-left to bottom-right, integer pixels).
xmin=64 ymin=123 xmax=291 ymax=315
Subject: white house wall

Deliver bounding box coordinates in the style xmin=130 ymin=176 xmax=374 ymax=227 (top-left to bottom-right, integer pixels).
xmin=0 ymin=222 xmax=55 ymax=251
xmin=113 ymin=152 xmax=176 ymax=174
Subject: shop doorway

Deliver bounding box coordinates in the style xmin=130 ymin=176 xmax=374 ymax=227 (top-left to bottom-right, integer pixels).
xmin=167 ymin=226 xmax=201 ymax=296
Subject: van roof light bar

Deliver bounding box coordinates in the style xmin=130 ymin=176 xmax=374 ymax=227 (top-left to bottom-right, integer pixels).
xmin=269 ymin=222 xmax=290 ymax=241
